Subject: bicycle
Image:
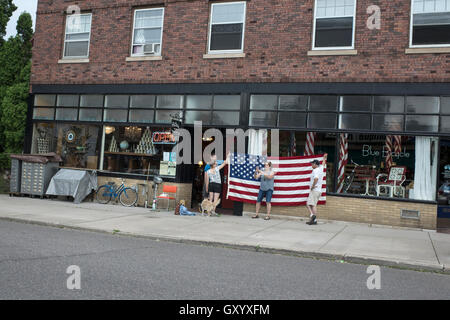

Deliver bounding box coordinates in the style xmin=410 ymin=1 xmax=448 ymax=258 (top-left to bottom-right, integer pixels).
xmin=96 ymin=179 xmax=138 ymax=207
xmin=343 ymin=160 xmax=360 ymax=193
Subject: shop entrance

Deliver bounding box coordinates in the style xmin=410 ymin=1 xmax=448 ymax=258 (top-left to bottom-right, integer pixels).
xmin=191 ymin=129 xmax=234 ymax=215
xmin=437 ymin=139 xmax=450 ymax=233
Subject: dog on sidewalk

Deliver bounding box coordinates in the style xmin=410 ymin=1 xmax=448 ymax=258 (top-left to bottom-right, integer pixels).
xmin=199 ymin=198 xmax=221 ymax=216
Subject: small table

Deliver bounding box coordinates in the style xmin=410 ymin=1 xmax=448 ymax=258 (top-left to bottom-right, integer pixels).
xmin=361 ymin=177 xmax=376 ymax=196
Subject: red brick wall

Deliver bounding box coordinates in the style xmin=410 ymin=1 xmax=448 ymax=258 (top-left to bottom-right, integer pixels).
xmin=31 ymin=0 xmax=450 ymax=86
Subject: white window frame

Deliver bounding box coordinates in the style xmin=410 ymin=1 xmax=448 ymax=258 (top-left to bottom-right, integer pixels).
xmin=131 ymin=8 xmax=165 ymax=57
xmin=409 ymin=0 xmax=450 ymax=48
xmin=207 ymin=1 xmax=246 ymax=54
xmin=63 ymin=13 xmax=92 ymax=59
xmin=312 ymin=0 xmax=357 ymax=50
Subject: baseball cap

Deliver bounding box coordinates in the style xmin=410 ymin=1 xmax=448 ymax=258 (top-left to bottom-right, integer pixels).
xmin=310 ymin=160 xmax=320 ymax=165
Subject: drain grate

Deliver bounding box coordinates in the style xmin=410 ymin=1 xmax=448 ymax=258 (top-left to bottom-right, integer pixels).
xmin=401 ymin=209 xmax=420 ymax=220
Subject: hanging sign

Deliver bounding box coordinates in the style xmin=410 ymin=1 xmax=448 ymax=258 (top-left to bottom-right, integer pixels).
xmin=152 ymin=131 xmax=177 ymax=144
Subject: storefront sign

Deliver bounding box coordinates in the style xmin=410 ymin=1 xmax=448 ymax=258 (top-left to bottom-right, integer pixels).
xmin=152 ymin=132 xmax=177 ymax=144
xmin=362 ymin=145 xmax=410 ymax=159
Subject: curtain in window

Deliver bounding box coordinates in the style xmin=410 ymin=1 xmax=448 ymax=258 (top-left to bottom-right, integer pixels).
xmin=248 ymin=129 xmax=267 ymax=156
xmin=413 ymin=136 xmax=438 ymax=201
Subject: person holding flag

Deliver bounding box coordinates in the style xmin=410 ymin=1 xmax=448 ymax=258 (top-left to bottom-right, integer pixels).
xmin=306 ymin=153 xmax=327 ymax=225
xmin=252 ymin=162 xmax=276 ymax=220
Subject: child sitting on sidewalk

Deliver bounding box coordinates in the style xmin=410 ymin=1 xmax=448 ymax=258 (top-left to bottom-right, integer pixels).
xmin=175 ymin=200 xmax=196 ymax=216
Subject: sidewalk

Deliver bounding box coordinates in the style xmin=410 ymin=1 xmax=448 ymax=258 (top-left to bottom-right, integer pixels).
xmin=0 ymin=194 xmax=449 ymax=274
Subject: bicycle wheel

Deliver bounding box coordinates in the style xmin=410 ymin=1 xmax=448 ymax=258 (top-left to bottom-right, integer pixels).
xmin=343 ymin=175 xmax=353 ymax=193
xmin=119 ymin=187 xmax=138 ymax=207
xmin=96 ymin=185 xmax=112 ymax=204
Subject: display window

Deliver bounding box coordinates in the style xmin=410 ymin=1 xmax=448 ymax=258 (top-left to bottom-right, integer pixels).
xmin=31 ymin=123 xmax=101 ymax=169
xmin=103 ymin=125 xmax=177 ymax=177
xmin=335 ymin=134 xmax=438 ymax=201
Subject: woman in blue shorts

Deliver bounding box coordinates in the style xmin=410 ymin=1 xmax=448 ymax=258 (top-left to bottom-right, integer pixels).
xmin=252 ymin=162 xmax=276 ymax=220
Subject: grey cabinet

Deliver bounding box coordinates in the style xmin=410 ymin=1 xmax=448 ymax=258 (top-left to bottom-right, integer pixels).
xmin=20 ymin=162 xmax=59 ymax=196
xmin=10 ymin=159 xmax=21 ymax=193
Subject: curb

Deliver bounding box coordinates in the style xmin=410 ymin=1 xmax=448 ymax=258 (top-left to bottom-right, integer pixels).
xmin=0 ymin=216 xmax=448 ymax=275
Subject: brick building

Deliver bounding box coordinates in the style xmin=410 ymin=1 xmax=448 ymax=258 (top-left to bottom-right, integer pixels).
xmin=27 ymin=0 xmax=450 ymax=230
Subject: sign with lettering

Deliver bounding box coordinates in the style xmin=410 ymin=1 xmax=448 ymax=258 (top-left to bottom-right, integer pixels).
xmin=362 ymin=145 xmax=410 ymax=159
xmin=152 ymin=132 xmax=177 ymax=144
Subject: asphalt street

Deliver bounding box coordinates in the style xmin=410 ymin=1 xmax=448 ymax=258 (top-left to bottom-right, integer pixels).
xmin=0 ymin=220 xmax=449 ymax=300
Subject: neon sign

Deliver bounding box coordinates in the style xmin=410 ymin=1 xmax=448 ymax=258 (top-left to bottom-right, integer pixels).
xmin=152 ymin=132 xmax=177 ymax=144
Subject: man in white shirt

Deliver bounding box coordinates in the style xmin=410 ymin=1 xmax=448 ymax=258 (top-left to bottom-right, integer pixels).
xmin=306 ymin=154 xmax=327 ymax=225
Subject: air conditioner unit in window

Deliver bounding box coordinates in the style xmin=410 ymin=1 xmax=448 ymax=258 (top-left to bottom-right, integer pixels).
xmin=143 ymin=43 xmax=158 ymax=54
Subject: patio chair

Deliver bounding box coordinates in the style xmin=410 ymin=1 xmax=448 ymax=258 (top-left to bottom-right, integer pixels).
xmin=376 ymin=166 xmax=406 ymax=198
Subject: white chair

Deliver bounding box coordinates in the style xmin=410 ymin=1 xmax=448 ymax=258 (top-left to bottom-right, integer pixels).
xmin=376 ymin=166 xmax=406 ymax=198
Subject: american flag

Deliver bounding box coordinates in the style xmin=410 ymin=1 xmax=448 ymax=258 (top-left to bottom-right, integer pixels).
xmin=290 ymin=132 xmax=297 ymax=156
xmin=227 ymin=153 xmax=326 ymax=206
xmin=337 ymin=133 xmax=349 ymax=193
xmin=305 ymin=132 xmax=316 ymax=156
xmin=385 ymin=135 xmax=393 ymax=170
xmin=393 ymin=135 xmax=402 ymax=155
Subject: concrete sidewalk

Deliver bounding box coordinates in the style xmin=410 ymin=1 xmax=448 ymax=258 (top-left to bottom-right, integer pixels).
xmin=0 ymin=194 xmax=449 ymax=274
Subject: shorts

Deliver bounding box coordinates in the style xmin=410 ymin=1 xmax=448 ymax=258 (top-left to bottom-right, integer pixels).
xmin=257 ymin=189 xmax=273 ymax=203
xmin=307 ymin=190 xmax=321 ymax=206
xmin=209 ymin=182 xmax=222 ymax=194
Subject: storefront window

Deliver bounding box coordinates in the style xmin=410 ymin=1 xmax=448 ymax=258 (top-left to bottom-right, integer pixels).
xmin=406 ymin=96 xmax=439 ymax=114
xmin=185 ymin=111 xmax=211 ymax=124
xmin=278 ymin=112 xmax=306 ymax=128
xmin=103 ymin=126 xmax=177 ymax=177
xmin=405 ymin=115 xmax=439 ymax=132
xmin=309 ymin=95 xmax=338 ymax=111
xmin=250 ymin=95 xmax=278 ymax=110
xmin=35 ymin=94 xmax=56 ymax=107
xmin=278 ymin=131 xmax=336 ymax=192
xmin=308 ymin=113 xmax=337 ymax=129
xmin=212 ymin=111 xmax=239 ymax=125
xmin=104 ymin=95 xmax=129 ymax=122
xmin=249 ymin=111 xmax=277 ymax=126
xmin=186 ymin=95 xmax=213 ymax=109
xmin=340 ymin=96 xmax=371 ymax=112
xmin=31 ymin=123 xmax=101 ymax=169
xmin=79 ymin=95 xmax=104 ymax=121
xmin=339 ymin=113 xmax=371 ymax=130
xmin=33 ymin=108 xmax=54 ymax=120
xmin=156 ymin=95 xmax=183 ymax=109
xmin=373 ymin=96 xmax=404 ymax=113
xmin=372 ymin=115 xmax=404 ymax=132
xmin=213 ymin=95 xmax=240 ymax=110
xmin=279 ymin=95 xmax=308 ymax=111
xmin=440 ymin=97 xmax=450 ymax=114
xmin=335 ymin=134 xmax=438 ymax=201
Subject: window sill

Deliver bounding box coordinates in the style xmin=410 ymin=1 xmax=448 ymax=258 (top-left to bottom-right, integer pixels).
xmin=203 ymin=53 xmax=246 ymax=59
xmin=58 ymin=58 xmax=90 ymax=64
xmin=307 ymin=49 xmax=357 ymax=56
xmin=405 ymin=47 xmax=450 ymax=54
xmin=126 ymin=56 xmax=163 ymax=62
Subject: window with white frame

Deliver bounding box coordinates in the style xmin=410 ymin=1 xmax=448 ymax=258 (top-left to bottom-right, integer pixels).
xmin=208 ymin=2 xmax=246 ymax=53
xmin=313 ymin=0 xmax=356 ymax=49
xmin=132 ymin=8 xmax=164 ymax=56
xmin=411 ymin=0 xmax=450 ymax=46
xmin=63 ymin=13 xmax=92 ymax=58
